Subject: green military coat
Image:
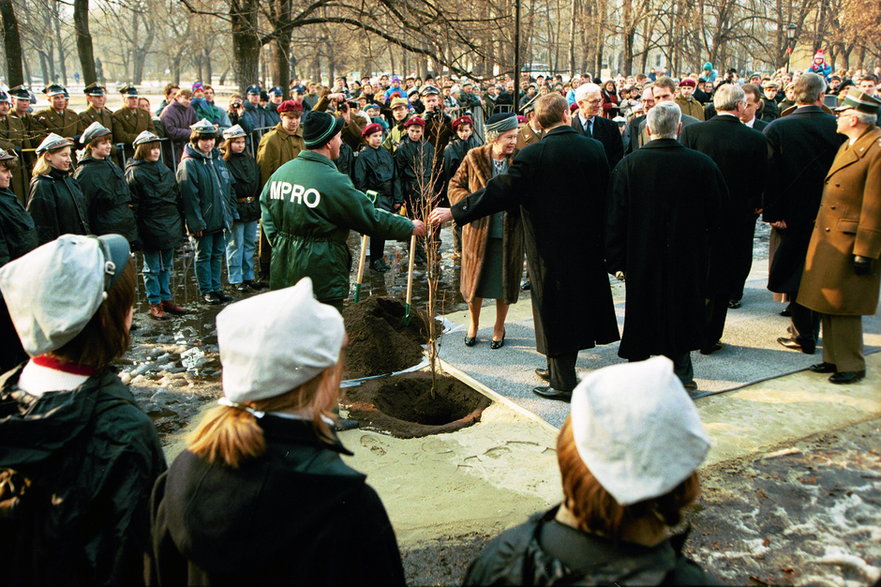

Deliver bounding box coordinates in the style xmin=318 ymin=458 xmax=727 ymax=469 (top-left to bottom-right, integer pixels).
xmin=260 ymin=150 xmax=414 ymax=302
xmin=0 ymin=114 xmax=30 ymax=203
xmin=256 ymin=123 xmax=305 ymax=185
xmin=32 ymin=107 xmax=79 ymax=142
xmin=77 ymin=106 xmax=114 ymax=136
xmin=112 ymin=106 xmax=156 ymax=152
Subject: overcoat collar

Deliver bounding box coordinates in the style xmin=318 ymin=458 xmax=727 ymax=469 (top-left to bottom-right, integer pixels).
xmin=826 ymin=126 xmax=881 ymax=178
xmin=639 ymin=137 xmax=683 ymax=150
xmin=545 ymin=125 xmax=577 ymax=138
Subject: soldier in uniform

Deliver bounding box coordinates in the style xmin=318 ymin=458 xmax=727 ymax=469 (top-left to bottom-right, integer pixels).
xmin=0 ymin=91 xmax=30 ymax=203
xmin=78 ymin=82 xmax=114 ymax=138
xmin=112 ymin=85 xmax=156 ymax=160
xmin=32 ymin=84 xmax=79 ymax=144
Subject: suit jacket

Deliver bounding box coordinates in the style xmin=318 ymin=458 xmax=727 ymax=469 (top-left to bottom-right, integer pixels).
xmin=624 ymin=114 xmax=645 ymax=155
xmin=570 ymin=115 xmax=624 ymax=169
xmin=635 ymin=112 xmax=698 ymax=150
xmin=762 ymin=105 xmax=844 ymax=293
xmin=749 ymin=118 xmax=769 ymax=131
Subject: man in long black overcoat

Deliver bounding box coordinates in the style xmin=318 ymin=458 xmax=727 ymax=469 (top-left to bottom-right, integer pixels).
xmin=763 ymin=73 xmax=843 ymax=354
xmin=606 ymin=102 xmax=726 ymax=390
xmin=680 ymin=83 xmax=768 ymax=352
xmin=429 ymin=94 xmax=619 ymax=401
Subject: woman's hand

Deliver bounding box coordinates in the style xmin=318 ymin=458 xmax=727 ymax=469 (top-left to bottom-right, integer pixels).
xmin=429 ymin=207 xmax=452 ymax=226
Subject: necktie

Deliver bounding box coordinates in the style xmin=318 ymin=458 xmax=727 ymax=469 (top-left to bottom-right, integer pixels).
xmin=586 ymin=118 xmax=594 ymax=137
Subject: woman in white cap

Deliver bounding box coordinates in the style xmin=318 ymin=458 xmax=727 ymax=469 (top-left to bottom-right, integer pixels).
xmin=177 ymin=119 xmax=238 ymax=305
xmin=73 ymin=121 xmax=140 ymax=247
xmin=463 ymin=357 xmax=715 ymax=585
xmin=448 ymin=112 xmax=524 ymax=349
xmin=151 ymin=277 xmax=405 ymax=586
xmin=26 ymin=133 xmax=89 ymax=244
xmin=220 ymin=124 xmax=264 ymax=292
xmin=127 ymin=130 xmax=189 ymax=320
xmin=0 ymin=234 xmax=166 ymax=586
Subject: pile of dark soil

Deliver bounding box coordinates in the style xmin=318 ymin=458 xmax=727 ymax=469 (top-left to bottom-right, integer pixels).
xmin=343 ymin=371 xmax=491 ymax=438
xmin=342 ymin=297 xmax=435 ymax=379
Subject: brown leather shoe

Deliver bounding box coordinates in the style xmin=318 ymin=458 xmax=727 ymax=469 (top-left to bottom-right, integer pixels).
xmin=149 ymin=304 xmax=167 ymax=320
xmin=161 ymin=300 xmax=188 ymax=315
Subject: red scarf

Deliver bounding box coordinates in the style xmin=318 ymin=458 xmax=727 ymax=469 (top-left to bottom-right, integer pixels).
xmin=31 ymin=355 xmax=96 ymax=376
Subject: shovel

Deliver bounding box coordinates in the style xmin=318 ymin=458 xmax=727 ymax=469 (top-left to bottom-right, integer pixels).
xmin=401 ymin=234 xmax=417 ymax=326
xmin=353 ymin=234 xmax=369 ymax=303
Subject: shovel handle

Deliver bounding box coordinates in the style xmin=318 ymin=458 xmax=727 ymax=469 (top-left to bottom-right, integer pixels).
xmin=356 ymin=234 xmax=369 ymax=284
xmin=406 ymin=234 xmax=416 ymax=307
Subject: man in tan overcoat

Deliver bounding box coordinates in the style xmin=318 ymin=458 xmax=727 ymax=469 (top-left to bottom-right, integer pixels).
xmin=798 ymin=89 xmax=881 ymax=384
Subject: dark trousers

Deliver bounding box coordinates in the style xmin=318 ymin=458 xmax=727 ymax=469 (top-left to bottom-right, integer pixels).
xmin=547 ymin=352 xmax=578 ymax=392
xmin=730 ymin=214 xmax=758 ymax=301
xmin=370 ymin=236 xmax=385 ymax=261
xmin=704 ymin=294 xmax=728 ymax=349
xmin=629 ymin=351 xmax=694 ymax=386
xmin=821 ymin=314 xmax=864 ymax=372
xmin=258 ymin=221 xmax=272 ymax=279
xmin=789 ymin=297 xmax=820 ymax=348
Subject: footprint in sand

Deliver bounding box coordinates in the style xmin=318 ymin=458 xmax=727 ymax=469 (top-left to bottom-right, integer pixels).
xmin=360 ymin=435 xmax=388 ymax=456
xmin=483 ymin=446 xmax=512 ymax=459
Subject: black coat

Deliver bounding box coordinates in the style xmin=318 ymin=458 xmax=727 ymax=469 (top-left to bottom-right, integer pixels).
xmin=606 ymin=139 xmax=726 ymax=358
xmin=752 ymin=118 xmax=769 ymax=131
xmin=762 ymin=105 xmax=843 ymax=293
xmin=570 ymin=115 xmax=625 ymax=170
xmin=225 ymin=152 xmax=261 ymax=222
xmin=125 ymin=158 xmax=185 ymax=251
xmin=354 ymin=144 xmax=399 ymax=209
xmin=0 ymin=187 xmax=37 ymax=266
xmin=624 ymin=114 xmax=645 ymax=155
xmin=0 ymin=365 xmax=166 ymax=587
xmin=452 ymin=125 xmax=619 ymax=355
xmin=395 ymin=137 xmax=435 ymax=208
xmin=151 ymin=417 xmax=405 ymax=587
xmin=26 ymin=168 xmax=89 ymax=245
xmin=333 ymin=142 xmax=355 ymax=180
xmin=74 ymin=156 xmax=139 ymax=246
xmin=679 ymin=115 xmax=768 ymax=293
xmin=443 ymin=134 xmax=483 ymax=180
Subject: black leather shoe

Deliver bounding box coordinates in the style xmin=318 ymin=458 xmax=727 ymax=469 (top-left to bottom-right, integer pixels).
xmin=521 ymin=280 xmax=532 ymax=291
xmin=780 ymin=306 xmax=792 ymax=317
xmin=202 ymin=292 xmax=222 ymax=305
xmin=700 ymin=341 xmax=723 ymax=355
xmin=535 ymin=368 xmax=550 ymax=381
xmin=214 ymin=290 xmax=235 ymax=303
xmin=829 ymin=370 xmax=865 ymax=384
xmin=334 ymin=417 xmax=360 ymax=431
xmin=777 ymin=336 xmax=815 ymax=354
xmin=728 ymin=299 xmax=742 ymax=309
xmin=490 ymin=330 xmax=506 ymax=350
xmin=464 ymin=336 xmax=477 ymax=347
xmin=533 ymin=386 xmax=572 ymax=402
xmin=809 ymin=362 xmax=836 ymax=373
xmin=235 ymin=282 xmax=249 ymax=292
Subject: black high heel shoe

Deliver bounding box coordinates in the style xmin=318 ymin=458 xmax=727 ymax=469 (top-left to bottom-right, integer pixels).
xmin=490 ymin=330 xmax=506 ymax=350
xmin=464 ymin=336 xmax=477 ymax=347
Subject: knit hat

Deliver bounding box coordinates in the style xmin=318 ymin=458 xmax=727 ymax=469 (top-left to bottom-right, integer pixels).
xmin=486 ymin=113 xmax=518 ymax=133
xmin=814 ymin=49 xmax=825 ymax=62
xmin=361 ymin=122 xmax=383 ymax=138
xmin=192 ymin=81 xmax=204 ymax=92
xmin=302 ymin=111 xmax=344 ymax=148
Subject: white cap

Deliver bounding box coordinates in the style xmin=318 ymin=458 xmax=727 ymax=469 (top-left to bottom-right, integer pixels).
xmin=222 ymin=124 xmax=247 ymax=140
xmin=570 ymin=356 xmax=710 ymax=506
xmin=133 ymin=130 xmax=161 ymax=146
xmin=35 ymin=133 xmax=74 ymax=155
xmin=574 ymin=83 xmax=601 ymax=104
xmin=0 ymin=234 xmax=131 ymax=356
xmin=216 ymin=278 xmax=345 ymax=403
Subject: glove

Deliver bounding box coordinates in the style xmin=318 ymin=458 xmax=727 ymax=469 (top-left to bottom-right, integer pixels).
xmin=614 ymin=271 xmax=626 ymax=282
xmin=853 ymin=255 xmax=872 ymax=276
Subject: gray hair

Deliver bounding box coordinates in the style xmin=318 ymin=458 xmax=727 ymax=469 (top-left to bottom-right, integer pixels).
xmin=853 ymin=111 xmax=878 ymax=126
xmin=795 ymin=73 xmax=826 ymax=105
xmin=485 ymin=129 xmax=500 ymax=143
xmin=647 ymin=101 xmax=681 ymax=139
xmin=713 ymin=84 xmax=745 ymax=112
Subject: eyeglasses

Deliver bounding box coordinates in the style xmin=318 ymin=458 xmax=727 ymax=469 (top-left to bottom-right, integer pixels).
xmin=835 ymin=110 xmax=856 ymax=119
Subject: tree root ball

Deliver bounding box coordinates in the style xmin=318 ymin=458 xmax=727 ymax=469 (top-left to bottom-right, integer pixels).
xmin=342 ymin=297 xmax=436 ymax=379
xmin=343 ymin=371 xmax=492 ymax=438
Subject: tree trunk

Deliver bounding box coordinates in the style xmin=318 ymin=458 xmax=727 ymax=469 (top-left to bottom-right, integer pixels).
xmin=53 ymin=11 xmax=67 ymax=85
xmin=0 ymin=0 xmax=24 ymax=87
xmin=269 ymin=36 xmax=290 ymax=88
xmin=231 ymin=0 xmax=260 ymax=93
xmin=73 ymin=0 xmax=97 ymax=85
xmin=568 ymin=0 xmax=577 ymax=75
xmin=39 ymin=52 xmax=50 ymax=87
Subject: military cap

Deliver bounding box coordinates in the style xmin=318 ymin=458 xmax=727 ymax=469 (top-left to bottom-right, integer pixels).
xmin=403 ymin=117 xmax=425 ymax=128
xmin=0 ymin=91 xmax=9 ymax=104
xmin=277 ymin=100 xmax=303 ymax=114
xmin=407 ymin=87 xmax=419 ymax=97
xmin=420 ymin=85 xmax=440 ymax=97
xmin=222 ymin=124 xmax=247 ymax=140
xmin=678 ymin=78 xmax=697 ymax=88
xmin=84 ymin=82 xmax=106 ymax=97
xmin=190 ymin=119 xmax=217 ymax=134
xmin=35 ymin=133 xmax=74 ymax=155
xmin=0 ymin=147 xmax=16 ymax=162
xmin=81 ymin=121 xmax=112 ymax=144
xmin=762 ymin=80 xmax=779 ymax=89
xmin=133 ymin=130 xmax=161 ymax=146
xmin=390 ymin=97 xmax=409 ymax=109
xmin=361 ymin=122 xmax=382 ymax=138
xmin=246 ymin=85 xmax=261 ymax=95
xmin=834 ymin=89 xmax=881 ymax=115
xmin=269 ymin=86 xmax=284 ymax=96
xmin=451 ymin=115 xmax=473 ymax=130
xmin=62 ymin=89 xmax=70 ymax=99
xmin=8 ymin=86 xmax=30 ymax=100
xmin=44 ymin=84 xmax=65 ymax=97
xmin=119 ymin=84 xmax=139 ymax=97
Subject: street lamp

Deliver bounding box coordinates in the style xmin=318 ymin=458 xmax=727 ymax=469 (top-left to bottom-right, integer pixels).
xmin=786 ymin=24 xmax=797 ymax=73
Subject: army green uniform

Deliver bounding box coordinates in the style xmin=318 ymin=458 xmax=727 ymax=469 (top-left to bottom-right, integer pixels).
xmin=256 ymin=123 xmax=305 ymax=185
xmin=382 ymin=117 xmax=411 ymax=153
xmin=259 ymin=150 xmax=414 ymax=302
xmin=32 ymin=107 xmax=79 ymax=143
xmin=78 ymin=106 xmax=114 ymax=136
xmin=112 ymin=106 xmax=156 ymax=158
xmin=0 ymin=115 xmax=31 ymax=203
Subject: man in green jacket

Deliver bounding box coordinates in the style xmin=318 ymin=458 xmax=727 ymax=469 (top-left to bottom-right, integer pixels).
xmin=260 ymin=111 xmax=425 ymax=309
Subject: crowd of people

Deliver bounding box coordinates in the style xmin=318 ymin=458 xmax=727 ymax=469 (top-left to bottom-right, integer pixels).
xmin=0 ymin=49 xmax=879 ymax=585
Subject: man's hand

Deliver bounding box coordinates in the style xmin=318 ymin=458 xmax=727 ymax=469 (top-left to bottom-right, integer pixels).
xmin=428 ymin=207 xmax=452 ymax=226
xmin=411 ymin=220 xmax=426 ymax=237
xmin=193 ymin=231 xmax=203 ymax=237
xmin=329 ymin=93 xmax=346 ymax=102
xmin=854 ymin=255 xmax=872 ymax=276
xmin=770 ymin=220 xmax=787 ymax=229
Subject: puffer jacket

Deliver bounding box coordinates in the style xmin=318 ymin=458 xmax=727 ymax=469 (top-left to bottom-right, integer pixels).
xmin=0 ymin=364 xmax=166 ymax=587
xmin=126 ymin=158 xmax=185 ymax=251
xmin=259 ymin=150 xmax=413 ymax=301
xmin=26 ymin=168 xmax=89 ymax=244
xmin=225 ymin=151 xmax=261 ymax=223
xmin=74 ymin=155 xmax=139 ymax=247
xmin=176 ymin=143 xmax=238 ymax=235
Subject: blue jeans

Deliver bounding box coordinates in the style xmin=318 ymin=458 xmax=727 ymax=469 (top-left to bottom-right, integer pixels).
xmin=194 ymin=231 xmax=226 ymax=294
xmin=225 ymin=220 xmax=258 ymax=284
xmin=142 ymin=248 xmax=174 ymax=305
